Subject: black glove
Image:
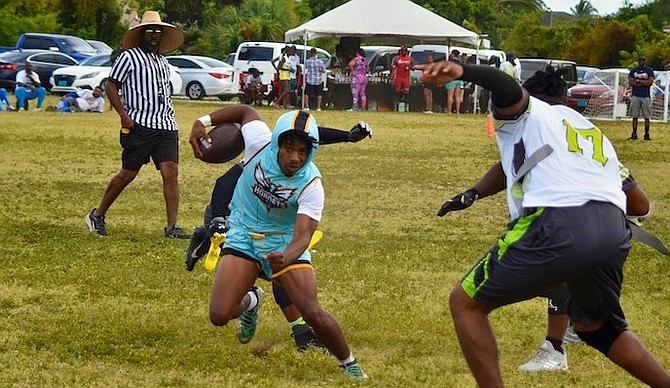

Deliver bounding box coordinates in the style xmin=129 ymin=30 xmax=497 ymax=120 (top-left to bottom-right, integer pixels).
xmin=348 ymin=121 xmax=372 ymax=142
xmin=437 ymin=188 xmax=479 ymax=217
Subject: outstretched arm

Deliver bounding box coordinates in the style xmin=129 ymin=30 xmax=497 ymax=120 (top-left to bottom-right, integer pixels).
xmin=421 ymin=62 xmax=528 ymax=117
xmin=318 ymin=122 xmax=372 ymax=144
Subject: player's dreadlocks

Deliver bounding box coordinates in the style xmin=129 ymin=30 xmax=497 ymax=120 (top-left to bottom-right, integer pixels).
xmin=522 ymin=65 xmax=569 ymax=105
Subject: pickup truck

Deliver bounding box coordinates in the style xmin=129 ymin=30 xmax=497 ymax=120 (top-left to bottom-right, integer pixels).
xmin=0 ymin=33 xmax=97 ymax=61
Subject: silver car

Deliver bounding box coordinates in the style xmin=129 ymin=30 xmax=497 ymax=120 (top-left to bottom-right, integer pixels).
xmin=167 ymin=55 xmax=236 ymax=100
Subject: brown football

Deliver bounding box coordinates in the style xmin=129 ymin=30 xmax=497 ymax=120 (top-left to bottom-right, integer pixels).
xmin=198 ymin=123 xmax=245 ymax=163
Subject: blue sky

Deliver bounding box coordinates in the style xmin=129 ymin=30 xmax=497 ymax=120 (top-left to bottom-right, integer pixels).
xmin=543 ymin=0 xmax=646 ymax=16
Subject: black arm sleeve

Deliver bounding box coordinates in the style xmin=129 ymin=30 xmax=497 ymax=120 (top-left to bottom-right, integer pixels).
xmin=318 ymin=126 xmax=350 ymax=144
xmin=459 ymin=64 xmax=523 ymax=108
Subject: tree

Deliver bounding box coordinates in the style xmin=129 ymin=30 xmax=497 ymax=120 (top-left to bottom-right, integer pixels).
xmin=0 ymin=0 xmax=60 ymax=45
xmin=197 ymin=0 xmax=299 ymax=59
xmin=570 ymin=0 xmax=597 ymax=17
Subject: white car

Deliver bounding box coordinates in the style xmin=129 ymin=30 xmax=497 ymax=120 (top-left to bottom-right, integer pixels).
xmin=167 ymin=55 xmax=236 ymax=100
xmin=50 ymin=54 xmax=182 ymax=95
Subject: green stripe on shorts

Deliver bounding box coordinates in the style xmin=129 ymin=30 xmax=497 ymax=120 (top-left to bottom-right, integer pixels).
xmin=461 ymin=207 xmax=545 ymax=298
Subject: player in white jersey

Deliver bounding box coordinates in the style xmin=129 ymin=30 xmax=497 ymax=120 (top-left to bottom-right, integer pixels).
xmin=420 ymin=61 xmax=670 ymax=387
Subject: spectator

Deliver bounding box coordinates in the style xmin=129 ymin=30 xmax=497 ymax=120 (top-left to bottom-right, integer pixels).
xmin=273 ymin=46 xmax=294 ymax=109
xmin=242 ymin=68 xmax=265 ymax=106
xmin=51 ymin=86 xmax=105 ymax=113
xmin=501 ymin=51 xmax=521 ymax=83
xmin=85 ymin=10 xmax=189 ymax=239
xmin=422 ymin=54 xmax=436 ymax=113
xmin=303 ymin=48 xmax=325 ymax=111
xmin=444 ymin=49 xmax=463 ymax=114
xmin=628 ymin=54 xmax=654 ymax=141
xmin=0 ymin=87 xmax=14 ymax=110
xmin=287 ymin=45 xmax=301 ymax=107
xmin=14 ymin=61 xmax=46 ymax=111
xmin=347 ymin=48 xmax=368 ymax=111
xmin=391 ymin=45 xmax=414 ymax=111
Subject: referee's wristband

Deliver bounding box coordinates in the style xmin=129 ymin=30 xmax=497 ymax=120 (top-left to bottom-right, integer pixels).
xmin=197 ymin=115 xmax=212 ymax=127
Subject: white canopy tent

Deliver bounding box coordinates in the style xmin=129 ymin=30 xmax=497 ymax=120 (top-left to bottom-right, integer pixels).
xmin=285 ymin=0 xmax=481 ymax=46
xmin=285 ymin=0 xmax=486 ymax=112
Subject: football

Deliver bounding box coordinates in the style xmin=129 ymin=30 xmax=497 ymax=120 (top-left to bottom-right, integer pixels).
xmin=198 ymin=123 xmax=245 ymax=163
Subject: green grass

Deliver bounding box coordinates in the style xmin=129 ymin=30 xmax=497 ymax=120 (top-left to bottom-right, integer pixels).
xmin=0 ymin=96 xmax=668 ymax=387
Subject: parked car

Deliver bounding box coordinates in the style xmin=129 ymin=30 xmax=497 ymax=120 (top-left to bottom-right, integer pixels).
xmin=86 ymin=40 xmax=113 ymax=55
xmin=0 ymin=49 xmax=78 ymax=90
xmin=576 ymin=65 xmax=600 ymax=83
xmin=519 ymin=58 xmax=578 ymax=88
xmin=566 ymin=69 xmax=629 ymax=112
xmin=0 ymin=33 xmax=97 ymax=61
xmin=232 ymin=42 xmax=330 ymax=94
xmin=166 ymin=55 xmax=235 ymax=100
xmin=225 ymin=52 xmax=235 ymax=66
xmin=50 ymin=53 xmax=182 ymax=95
xmin=362 ymin=46 xmax=400 ymax=75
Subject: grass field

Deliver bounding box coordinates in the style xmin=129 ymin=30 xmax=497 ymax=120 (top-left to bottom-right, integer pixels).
xmin=0 ymin=96 xmax=668 ymax=387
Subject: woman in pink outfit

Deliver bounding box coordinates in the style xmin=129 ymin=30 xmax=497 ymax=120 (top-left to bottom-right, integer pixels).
xmin=348 ymin=48 xmax=369 ymax=111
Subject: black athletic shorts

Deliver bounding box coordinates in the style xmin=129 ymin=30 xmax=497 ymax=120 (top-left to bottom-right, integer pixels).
xmin=460 ymin=201 xmax=632 ymax=330
xmin=119 ymin=123 xmax=179 ymax=171
xmin=305 ymin=83 xmax=323 ymax=98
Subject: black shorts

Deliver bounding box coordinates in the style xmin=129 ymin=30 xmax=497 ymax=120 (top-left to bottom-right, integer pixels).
xmin=305 ymin=83 xmax=323 ymax=97
xmin=119 ymin=123 xmax=179 ymax=171
xmin=460 ymin=201 xmax=631 ymax=330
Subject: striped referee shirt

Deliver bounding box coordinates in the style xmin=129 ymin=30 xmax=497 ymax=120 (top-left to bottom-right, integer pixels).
xmin=108 ymin=47 xmax=177 ymax=131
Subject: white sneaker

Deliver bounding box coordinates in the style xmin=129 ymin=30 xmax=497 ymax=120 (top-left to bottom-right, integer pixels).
xmin=562 ymin=325 xmax=582 ymax=346
xmin=518 ymin=340 xmax=568 ymax=372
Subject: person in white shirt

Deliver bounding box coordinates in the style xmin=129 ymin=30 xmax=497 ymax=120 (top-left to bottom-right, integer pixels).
xmin=420 ymin=60 xmax=670 ymax=387
xmin=14 ymin=62 xmax=47 ymax=111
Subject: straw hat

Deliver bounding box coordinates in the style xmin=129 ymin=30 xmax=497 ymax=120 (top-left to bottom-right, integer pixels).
xmin=122 ymin=11 xmax=184 ymax=54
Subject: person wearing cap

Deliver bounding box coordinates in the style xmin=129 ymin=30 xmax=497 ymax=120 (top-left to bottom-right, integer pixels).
xmin=628 ymin=55 xmax=655 ymax=141
xmin=85 ymin=11 xmax=189 ymax=239
xmin=391 ymin=45 xmax=414 ymax=111
xmin=421 ymin=55 xmax=670 ymax=388
xmin=189 ymin=105 xmax=368 ymax=380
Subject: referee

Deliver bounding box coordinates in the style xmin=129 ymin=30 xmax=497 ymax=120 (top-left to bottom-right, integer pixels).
xmin=85 ymin=11 xmax=189 ymax=239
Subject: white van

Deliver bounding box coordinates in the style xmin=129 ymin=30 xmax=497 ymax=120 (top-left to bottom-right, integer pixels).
xmin=409 ymin=44 xmax=505 ymax=65
xmin=232 ymin=41 xmax=330 ymax=93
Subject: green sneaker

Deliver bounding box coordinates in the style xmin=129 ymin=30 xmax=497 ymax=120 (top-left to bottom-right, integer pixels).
xmin=341 ymin=360 xmax=368 ymax=380
xmin=236 ymin=286 xmax=263 ymax=344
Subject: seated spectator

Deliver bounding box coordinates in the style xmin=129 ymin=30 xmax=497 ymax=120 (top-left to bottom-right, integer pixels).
xmin=15 ymin=62 xmax=47 ymax=111
xmin=0 ymin=87 xmax=15 ymax=110
xmin=242 ymin=68 xmax=265 ymax=106
xmin=50 ymin=87 xmax=105 ymax=113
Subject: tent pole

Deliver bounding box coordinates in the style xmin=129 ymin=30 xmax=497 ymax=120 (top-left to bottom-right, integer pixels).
xmin=301 ymin=32 xmax=308 ymax=110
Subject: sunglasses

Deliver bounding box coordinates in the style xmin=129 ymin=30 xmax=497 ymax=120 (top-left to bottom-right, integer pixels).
xmin=144 ymin=28 xmax=163 ymax=34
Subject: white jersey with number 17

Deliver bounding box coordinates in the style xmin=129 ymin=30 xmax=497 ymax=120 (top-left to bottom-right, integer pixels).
xmin=494 ymin=97 xmax=626 ymax=220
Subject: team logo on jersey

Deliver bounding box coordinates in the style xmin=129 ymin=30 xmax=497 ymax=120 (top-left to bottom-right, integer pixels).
xmin=252 ymin=162 xmax=296 ymax=211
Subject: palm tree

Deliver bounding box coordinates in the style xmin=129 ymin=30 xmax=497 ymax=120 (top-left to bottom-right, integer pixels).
xmin=571 ymin=0 xmax=598 ymax=17
xmin=198 ymin=0 xmax=298 ymax=59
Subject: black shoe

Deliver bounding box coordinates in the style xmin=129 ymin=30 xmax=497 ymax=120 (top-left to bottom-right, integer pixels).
xmin=165 ymin=224 xmax=190 ymax=239
xmin=85 ymin=208 xmax=107 ymax=236
xmin=291 ymin=323 xmax=325 ymax=352
xmin=644 ymin=134 xmax=651 ymax=141
xmin=629 ymin=132 xmax=638 ymax=140
xmin=184 ymin=226 xmax=209 ymax=271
